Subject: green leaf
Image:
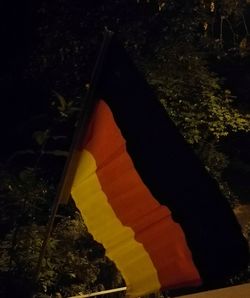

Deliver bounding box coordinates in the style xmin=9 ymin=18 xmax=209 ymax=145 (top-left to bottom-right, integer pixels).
xmin=33 ymin=130 xmax=50 ymax=146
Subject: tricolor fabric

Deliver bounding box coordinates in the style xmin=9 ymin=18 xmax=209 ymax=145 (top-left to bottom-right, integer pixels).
xmin=71 ymin=37 xmax=248 ymax=297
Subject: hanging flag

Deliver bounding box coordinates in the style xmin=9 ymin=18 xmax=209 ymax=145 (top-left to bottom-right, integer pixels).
xmin=70 ymin=34 xmax=248 ymax=297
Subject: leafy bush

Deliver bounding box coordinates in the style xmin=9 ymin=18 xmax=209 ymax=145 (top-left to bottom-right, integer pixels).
xmin=0 ymin=166 xmax=123 ymax=297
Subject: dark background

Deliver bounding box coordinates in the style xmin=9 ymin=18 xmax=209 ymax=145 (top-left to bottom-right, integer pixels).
xmin=0 ymin=0 xmax=250 ymax=200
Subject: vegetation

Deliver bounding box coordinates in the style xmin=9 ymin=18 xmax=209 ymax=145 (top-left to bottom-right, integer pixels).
xmin=0 ymin=166 xmax=124 ymax=297
xmin=1 ymin=1 xmax=250 ymax=297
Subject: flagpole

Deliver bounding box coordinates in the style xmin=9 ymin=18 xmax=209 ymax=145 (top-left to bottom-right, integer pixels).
xmin=34 ymin=29 xmax=114 ymax=282
xmin=59 ymin=28 xmax=114 ymax=204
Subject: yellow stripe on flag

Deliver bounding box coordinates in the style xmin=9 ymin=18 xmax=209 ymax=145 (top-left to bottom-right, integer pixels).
xmin=71 ymin=149 xmax=161 ymax=297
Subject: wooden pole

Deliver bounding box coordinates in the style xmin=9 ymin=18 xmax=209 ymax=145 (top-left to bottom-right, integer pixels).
xmin=59 ymin=28 xmax=114 ymax=204
xmin=34 ymin=29 xmax=114 ymax=282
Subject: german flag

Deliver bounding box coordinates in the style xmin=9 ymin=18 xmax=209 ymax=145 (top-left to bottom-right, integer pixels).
xmin=70 ymin=35 xmax=248 ymax=297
